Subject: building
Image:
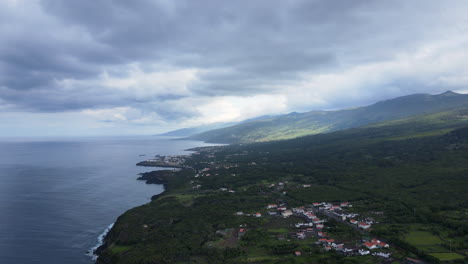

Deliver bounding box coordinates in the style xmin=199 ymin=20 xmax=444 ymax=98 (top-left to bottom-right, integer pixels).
xmin=282 ymin=210 xmax=293 ymax=218
xmin=358 ymin=222 xmax=371 ymax=229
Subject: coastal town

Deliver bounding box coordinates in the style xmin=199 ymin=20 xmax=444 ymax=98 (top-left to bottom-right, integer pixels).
xmin=236 ymin=201 xmax=392 ymax=259
xmin=136 ymin=154 xmax=188 ymax=168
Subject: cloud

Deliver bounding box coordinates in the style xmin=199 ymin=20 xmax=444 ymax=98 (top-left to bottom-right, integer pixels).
xmin=1 ymin=0 xmax=468 ymax=135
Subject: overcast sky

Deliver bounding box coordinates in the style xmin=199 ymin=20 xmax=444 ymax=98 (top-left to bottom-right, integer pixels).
xmin=1 ymin=0 xmax=468 ymax=137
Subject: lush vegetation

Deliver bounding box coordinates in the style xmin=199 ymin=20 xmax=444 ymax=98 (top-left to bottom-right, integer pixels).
xmin=97 ymin=106 xmax=468 ymax=264
xmin=187 ymin=91 xmax=468 ymax=143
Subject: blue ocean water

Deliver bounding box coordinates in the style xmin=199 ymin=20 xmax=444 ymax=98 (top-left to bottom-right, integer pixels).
xmin=0 ymin=136 xmax=214 ymax=264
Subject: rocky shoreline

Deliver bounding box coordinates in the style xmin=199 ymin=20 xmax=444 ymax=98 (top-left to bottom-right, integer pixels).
xmin=93 ymin=154 xmax=191 ymax=263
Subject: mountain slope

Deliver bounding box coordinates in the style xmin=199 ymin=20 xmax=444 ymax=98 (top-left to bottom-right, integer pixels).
xmin=187 ymin=91 xmax=468 ymax=143
xmin=158 ymin=122 xmax=237 ymax=137
xmin=159 ymin=115 xmax=277 ymax=137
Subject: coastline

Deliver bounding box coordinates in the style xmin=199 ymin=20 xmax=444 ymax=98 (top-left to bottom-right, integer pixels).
xmin=93 ymin=163 xmax=188 ymax=262
xmin=88 ymin=223 xmax=114 ymax=261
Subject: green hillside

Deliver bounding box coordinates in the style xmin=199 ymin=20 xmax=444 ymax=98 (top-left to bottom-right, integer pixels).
xmin=97 ymin=108 xmax=468 ymax=264
xmin=187 ymin=91 xmax=468 ymax=143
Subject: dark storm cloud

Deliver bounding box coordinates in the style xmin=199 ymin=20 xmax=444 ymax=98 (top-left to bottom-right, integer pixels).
xmin=0 ymin=0 xmax=467 ymax=121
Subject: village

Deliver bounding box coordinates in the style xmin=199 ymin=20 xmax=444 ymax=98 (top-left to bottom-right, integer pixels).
xmin=136 ymin=154 xmax=188 ymax=168
xmin=235 ymin=200 xmax=393 ymax=259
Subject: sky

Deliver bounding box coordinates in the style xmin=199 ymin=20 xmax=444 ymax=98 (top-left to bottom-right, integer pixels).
xmin=1 ymin=0 xmax=468 ymax=137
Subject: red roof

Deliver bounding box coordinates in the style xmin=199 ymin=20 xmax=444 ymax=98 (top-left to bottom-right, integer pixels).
xmin=364 ymin=242 xmax=375 ymax=248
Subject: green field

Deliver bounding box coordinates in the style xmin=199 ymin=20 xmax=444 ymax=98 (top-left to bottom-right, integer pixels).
xmin=267 ymin=228 xmax=289 ymax=233
xmin=110 ymin=245 xmax=132 ymax=254
xmin=428 ymin=252 xmax=465 ymax=261
xmin=405 ymin=231 xmax=442 ymax=246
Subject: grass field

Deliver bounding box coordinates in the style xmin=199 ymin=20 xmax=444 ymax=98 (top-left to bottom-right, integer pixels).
xmin=405 ymin=231 xmax=442 ymax=246
xmin=428 ymin=253 xmax=465 ymax=261
xmin=267 ymin=228 xmax=289 ymax=233
xmin=110 ymin=245 xmax=132 ymax=254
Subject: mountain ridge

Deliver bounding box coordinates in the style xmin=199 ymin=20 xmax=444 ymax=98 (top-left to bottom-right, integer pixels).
xmin=186 ymin=91 xmax=468 ymax=143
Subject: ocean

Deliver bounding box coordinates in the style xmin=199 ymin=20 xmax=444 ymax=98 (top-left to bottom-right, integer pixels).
xmin=0 ymin=136 xmax=215 ymax=264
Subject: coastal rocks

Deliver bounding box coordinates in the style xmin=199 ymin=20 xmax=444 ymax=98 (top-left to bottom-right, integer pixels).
xmin=136 ymin=170 xmax=173 ymax=184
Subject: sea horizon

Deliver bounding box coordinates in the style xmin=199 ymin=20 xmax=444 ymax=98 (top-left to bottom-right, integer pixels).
xmin=0 ymin=136 xmax=217 ymax=264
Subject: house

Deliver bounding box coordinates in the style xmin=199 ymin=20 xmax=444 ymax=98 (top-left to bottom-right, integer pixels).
xmin=293 ymin=208 xmax=304 ymax=213
xmin=304 ymin=212 xmax=315 ymax=219
xmin=316 ymin=224 xmax=324 ymax=229
xmin=359 ymin=249 xmax=370 ymax=255
xmin=267 ymin=204 xmax=278 ymax=209
xmin=312 ymin=218 xmax=322 ymax=224
xmin=371 ymin=238 xmax=389 ymax=248
xmin=350 ymin=219 xmax=358 ymax=224
xmin=255 ymin=212 xmax=262 ymax=217
xmin=363 ymin=239 xmax=389 ymax=249
xmin=319 ymin=239 xmax=334 ymax=244
xmin=313 ymin=202 xmax=321 ymax=207
xmin=333 ymin=243 xmax=344 ymax=250
xmin=278 ymin=206 xmax=287 ymax=211
xmin=358 ymin=222 xmax=371 ymax=229
xmin=364 ymin=242 xmax=377 ymax=249
xmin=238 ymin=229 xmax=246 ymax=237
xmin=303 ymin=184 xmax=311 ymax=187
xmin=340 ymin=202 xmax=350 ymax=207
xmin=236 ymin=211 xmax=244 ymax=216
xmin=282 ymin=210 xmax=293 ymax=218
xmin=268 ymin=211 xmax=278 ymax=216
xmin=296 ymin=232 xmax=306 ymax=239
xmin=294 ymin=251 xmax=302 ymax=256
xmin=373 ymin=252 xmax=391 ymax=258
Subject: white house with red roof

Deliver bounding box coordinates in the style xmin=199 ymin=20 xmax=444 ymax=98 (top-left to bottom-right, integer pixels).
xmin=371 ymin=238 xmax=389 ymax=248
xmin=358 ymin=222 xmax=371 ymax=229
xmin=363 ymin=239 xmax=389 ymax=249
xmin=364 ymin=242 xmax=377 ymax=249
